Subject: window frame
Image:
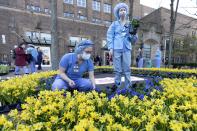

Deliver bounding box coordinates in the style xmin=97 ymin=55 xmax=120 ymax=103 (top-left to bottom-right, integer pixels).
xmin=69 ymin=36 xmax=88 ymax=46
xmin=64 ymin=0 xmax=74 ymax=5
xmin=77 ymin=0 xmax=86 ymax=8
xmin=1 ymin=34 xmax=6 ymax=44
xmin=103 ymin=3 xmax=111 ymax=13
xmin=92 ymin=1 xmax=101 ymax=11
xmin=64 ymin=12 xmax=75 ymax=18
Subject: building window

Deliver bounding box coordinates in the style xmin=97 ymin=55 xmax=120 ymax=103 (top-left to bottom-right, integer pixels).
xmin=92 ymin=1 xmax=100 ymax=11
xmin=102 ymin=40 xmax=107 ymax=47
xmin=92 ymin=18 xmax=101 ymax=23
xmin=70 ymin=37 xmax=80 ymax=46
xmin=26 ymin=4 xmax=31 ymax=10
xmin=31 ymin=5 xmax=35 ymax=11
xmin=34 ymin=6 xmax=41 ymax=12
xmin=78 ymin=15 xmax=87 ymax=20
xmin=40 ymin=33 xmax=51 ymax=43
xmin=103 ymin=20 xmax=111 ymax=26
xmin=165 ymin=39 xmax=170 ymax=51
xmin=144 ymin=13 xmax=148 ymax=16
xmin=143 ymin=44 xmax=151 ymax=59
xmin=77 ymin=0 xmax=86 ymax=7
xmin=44 ymin=8 xmax=49 ymax=14
xmin=1 ymin=35 xmax=6 ymax=44
xmin=69 ymin=36 xmax=88 ymax=46
xmin=26 ymin=5 xmax=41 ymax=13
xmin=26 ymin=4 xmax=35 ymax=12
xmin=104 ymin=4 xmax=111 ymax=13
xmin=25 ymin=31 xmax=51 ymax=44
xmin=64 ymin=0 xmax=73 ymax=4
xmin=64 ymin=12 xmax=74 ymax=18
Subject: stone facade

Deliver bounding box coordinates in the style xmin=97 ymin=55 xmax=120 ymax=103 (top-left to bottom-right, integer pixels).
xmin=139 ymin=7 xmax=197 ymax=65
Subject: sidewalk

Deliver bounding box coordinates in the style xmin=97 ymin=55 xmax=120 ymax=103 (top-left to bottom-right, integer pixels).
xmin=0 ymin=67 xmax=51 ymax=80
xmin=0 ymin=68 xmax=146 ymax=85
xmin=0 ymin=69 xmax=112 ymax=81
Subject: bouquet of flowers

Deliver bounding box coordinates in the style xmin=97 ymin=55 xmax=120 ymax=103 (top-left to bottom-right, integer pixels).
xmin=129 ymin=18 xmax=140 ymax=35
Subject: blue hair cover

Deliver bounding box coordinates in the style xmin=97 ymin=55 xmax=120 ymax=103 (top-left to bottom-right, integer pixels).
xmin=114 ymin=2 xmax=129 ymax=20
xmin=75 ymin=40 xmax=94 ymax=54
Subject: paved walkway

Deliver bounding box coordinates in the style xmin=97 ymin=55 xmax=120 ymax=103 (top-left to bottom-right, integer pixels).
xmin=0 ymin=67 xmax=51 ymax=80
xmin=0 ymin=69 xmax=146 ymax=85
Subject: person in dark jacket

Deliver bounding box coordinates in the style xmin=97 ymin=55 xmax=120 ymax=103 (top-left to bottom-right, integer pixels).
xmin=14 ymin=42 xmax=28 ymax=75
xmin=37 ymin=47 xmax=43 ymax=70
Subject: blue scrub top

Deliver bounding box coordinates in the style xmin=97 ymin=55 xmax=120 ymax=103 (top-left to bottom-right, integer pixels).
xmin=107 ymin=20 xmax=138 ymax=51
xmin=155 ymin=49 xmax=161 ymax=60
xmin=56 ymin=53 xmax=94 ymax=80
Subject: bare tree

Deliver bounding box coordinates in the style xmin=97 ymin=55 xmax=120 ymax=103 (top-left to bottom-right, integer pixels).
xmin=128 ymin=0 xmax=136 ymax=66
xmin=129 ymin=0 xmax=134 ymax=19
xmin=50 ymin=0 xmax=59 ymax=70
xmin=168 ymin=0 xmax=180 ymax=67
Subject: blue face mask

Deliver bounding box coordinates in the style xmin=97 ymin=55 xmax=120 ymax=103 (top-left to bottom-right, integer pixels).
xmin=81 ymin=52 xmax=91 ymax=60
xmin=119 ymin=9 xmax=126 ymax=18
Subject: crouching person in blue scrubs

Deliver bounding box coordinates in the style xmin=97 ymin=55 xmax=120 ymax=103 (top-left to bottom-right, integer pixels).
xmin=52 ymin=40 xmax=96 ymax=92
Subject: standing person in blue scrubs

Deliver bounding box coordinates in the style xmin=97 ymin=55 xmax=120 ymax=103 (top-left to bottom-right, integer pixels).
xmin=26 ymin=44 xmax=38 ymax=73
xmin=52 ymin=40 xmax=96 ymax=92
xmin=154 ymin=47 xmax=162 ymax=68
xmin=137 ymin=48 xmax=144 ymax=68
xmin=107 ymin=2 xmax=138 ymax=89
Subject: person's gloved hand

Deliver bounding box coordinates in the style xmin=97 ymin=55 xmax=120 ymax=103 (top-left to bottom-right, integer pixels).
xmin=109 ymin=49 xmax=113 ymax=56
xmin=130 ymin=28 xmax=137 ymax=35
xmin=68 ymin=80 xmax=75 ymax=87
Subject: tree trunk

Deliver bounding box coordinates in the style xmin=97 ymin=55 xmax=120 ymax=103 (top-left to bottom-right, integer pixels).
xmin=129 ymin=0 xmax=135 ymax=66
xmin=168 ymin=0 xmax=179 ymax=67
xmin=129 ymin=0 xmax=134 ymax=19
xmin=50 ymin=0 xmax=59 ymax=70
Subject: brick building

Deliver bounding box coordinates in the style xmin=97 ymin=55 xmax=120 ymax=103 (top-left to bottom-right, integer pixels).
xmin=0 ymin=0 xmax=154 ymax=67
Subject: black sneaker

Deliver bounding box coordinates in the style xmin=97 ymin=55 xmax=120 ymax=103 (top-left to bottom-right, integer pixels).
xmin=111 ymin=84 xmax=118 ymax=92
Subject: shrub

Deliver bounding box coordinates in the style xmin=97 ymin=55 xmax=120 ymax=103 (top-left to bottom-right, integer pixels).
xmin=0 ymin=65 xmax=10 ymax=75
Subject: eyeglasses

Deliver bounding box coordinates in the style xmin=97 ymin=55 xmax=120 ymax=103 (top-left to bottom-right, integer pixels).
xmin=84 ymin=51 xmax=92 ymax=54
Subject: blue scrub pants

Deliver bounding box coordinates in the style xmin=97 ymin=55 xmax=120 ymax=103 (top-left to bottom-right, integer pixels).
xmin=30 ymin=58 xmax=37 ymax=73
xmin=154 ymin=58 xmax=161 ymax=68
xmin=138 ymin=58 xmax=143 ymax=68
xmin=15 ymin=66 xmax=29 ymax=75
xmin=52 ymin=78 xmax=93 ymax=92
xmin=113 ymin=51 xmax=131 ymax=89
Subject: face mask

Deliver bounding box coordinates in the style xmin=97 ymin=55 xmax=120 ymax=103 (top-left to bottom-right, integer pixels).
xmin=119 ymin=10 xmax=126 ymax=18
xmin=81 ymin=52 xmax=91 ymax=60
xmin=21 ymin=45 xmax=25 ymax=49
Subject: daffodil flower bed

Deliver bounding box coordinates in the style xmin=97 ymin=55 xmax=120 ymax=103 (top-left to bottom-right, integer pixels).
xmin=95 ymin=66 xmax=197 ymax=78
xmin=0 ymin=67 xmax=196 ymax=110
xmin=0 ymin=77 xmax=196 ymax=130
xmin=0 ymin=71 xmax=57 ymax=106
xmin=0 ymin=67 xmax=196 ymax=130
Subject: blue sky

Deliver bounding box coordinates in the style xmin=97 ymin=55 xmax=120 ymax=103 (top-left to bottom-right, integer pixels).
xmin=140 ymin=0 xmax=197 ymax=18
